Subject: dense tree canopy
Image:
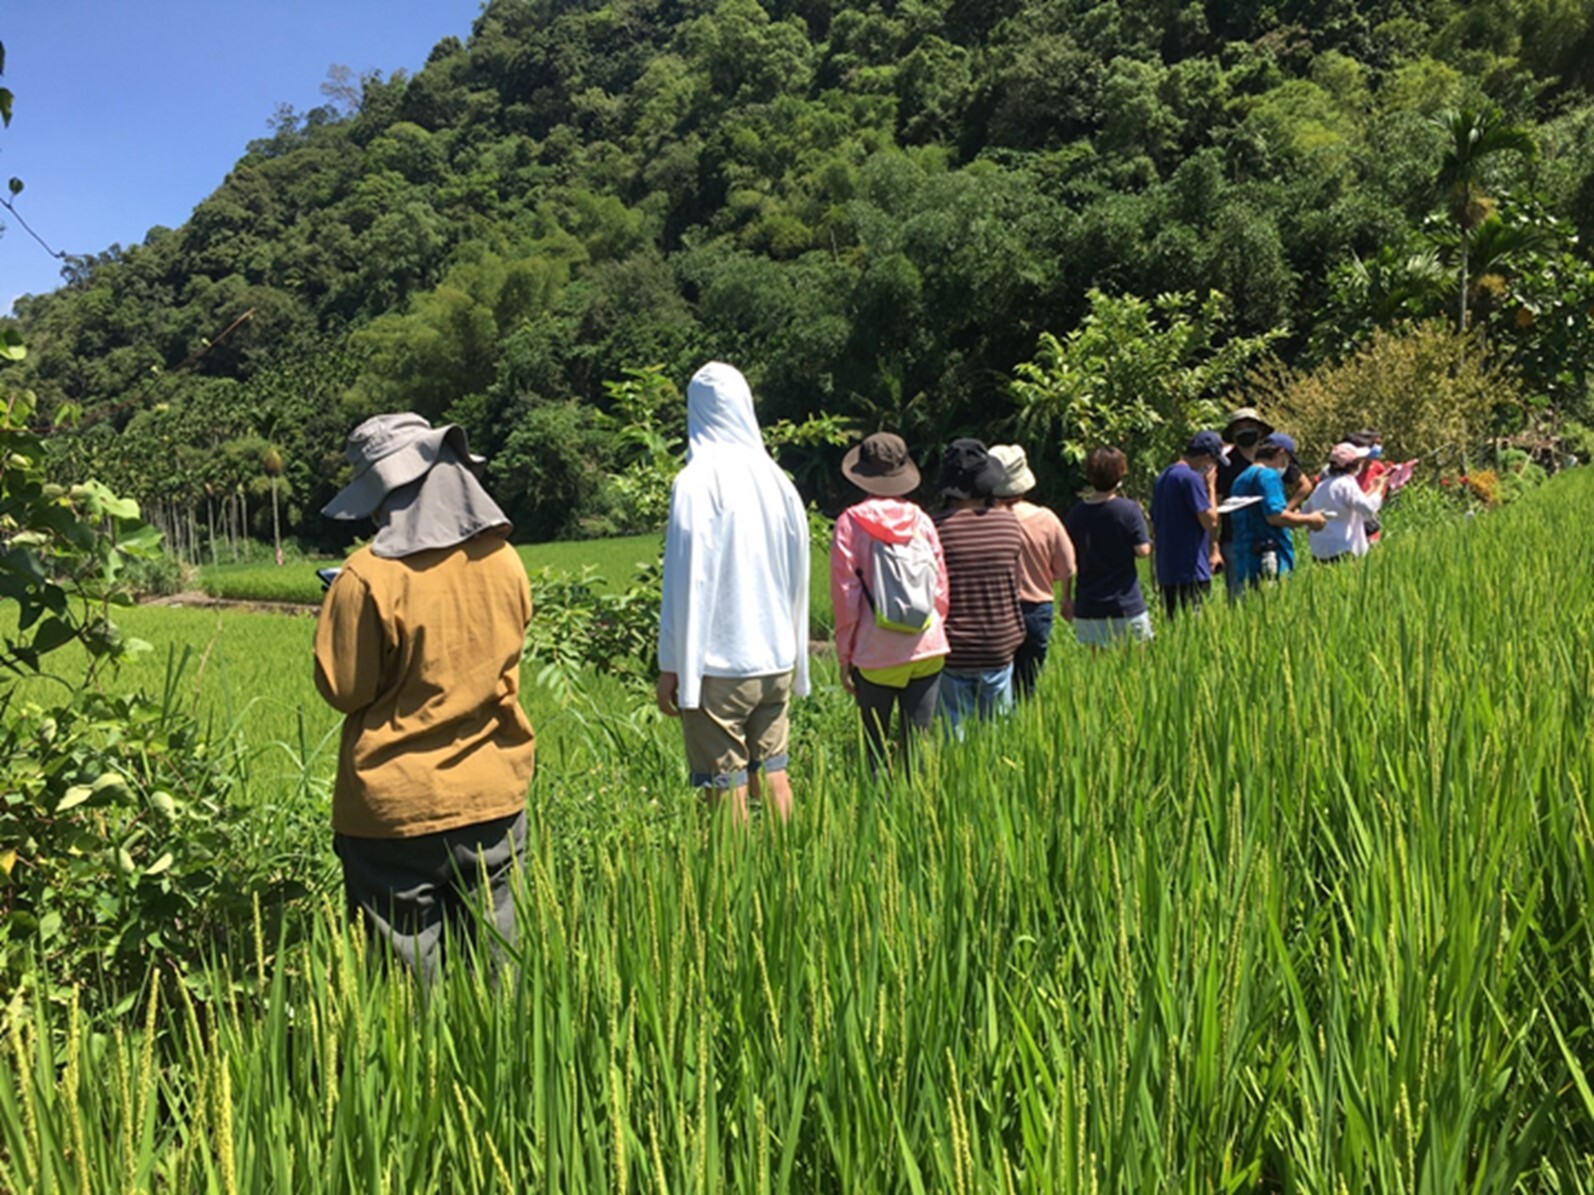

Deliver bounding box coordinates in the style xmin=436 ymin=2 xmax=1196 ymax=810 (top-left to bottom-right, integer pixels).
xmin=9 ymin=0 xmax=1594 ymax=542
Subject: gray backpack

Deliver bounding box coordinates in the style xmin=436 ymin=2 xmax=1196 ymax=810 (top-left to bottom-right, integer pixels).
xmin=859 ymin=531 xmax=938 ymax=633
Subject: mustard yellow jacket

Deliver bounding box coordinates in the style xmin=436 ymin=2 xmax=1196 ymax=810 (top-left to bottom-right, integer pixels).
xmin=314 ymin=532 xmax=536 ymax=838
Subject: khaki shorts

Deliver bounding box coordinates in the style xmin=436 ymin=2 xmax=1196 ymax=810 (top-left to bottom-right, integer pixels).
xmin=681 ymin=672 xmax=793 ymax=789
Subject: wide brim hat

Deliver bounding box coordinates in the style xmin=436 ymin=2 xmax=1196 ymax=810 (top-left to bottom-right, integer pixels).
xmin=1222 ymin=406 xmax=1275 ymax=443
xmin=938 ymin=438 xmax=1003 ymax=500
xmin=842 ymin=432 xmax=921 ymax=496
xmin=988 ymin=444 xmax=1037 ymax=497
xmin=321 ymin=413 xmax=484 ymax=520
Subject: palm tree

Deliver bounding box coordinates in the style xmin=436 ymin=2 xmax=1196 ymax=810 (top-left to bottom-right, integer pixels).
xmin=1463 ymin=215 xmax=1550 ymax=313
xmin=1344 ymin=244 xmax=1451 ymax=325
xmin=1432 ymin=107 xmax=1536 ymax=332
xmin=262 ymin=445 xmax=284 ymax=566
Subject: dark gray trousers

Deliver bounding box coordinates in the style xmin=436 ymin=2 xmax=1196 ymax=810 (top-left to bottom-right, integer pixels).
xmin=853 ymin=668 xmax=942 ymax=774
xmin=334 ymin=809 xmax=526 ymax=984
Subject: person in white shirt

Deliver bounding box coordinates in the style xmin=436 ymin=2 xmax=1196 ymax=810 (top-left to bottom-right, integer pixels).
xmin=655 ymin=362 xmax=811 ymax=823
xmin=1302 ymin=441 xmax=1389 ymax=562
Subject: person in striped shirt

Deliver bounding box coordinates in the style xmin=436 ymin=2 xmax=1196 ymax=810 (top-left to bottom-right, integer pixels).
xmin=931 ymin=439 xmax=1025 ymax=734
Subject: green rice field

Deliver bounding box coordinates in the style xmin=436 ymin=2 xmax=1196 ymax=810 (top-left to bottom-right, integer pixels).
xmin=195 ymin=531 xmax=835 ymax=633
xmin=197 ymin=534 xmax=669 ymax=604
xmin=2 ymin=471 xmax=1592 ymax=1191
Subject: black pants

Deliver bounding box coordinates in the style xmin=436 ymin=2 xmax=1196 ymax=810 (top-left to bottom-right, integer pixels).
xmin=335 ymin=809 xmax=525 ymax=984
xmin=1160 ymin=580 xmax=1211 ymax=619
xmin=853 ymin=668 xmax=942 ymax=774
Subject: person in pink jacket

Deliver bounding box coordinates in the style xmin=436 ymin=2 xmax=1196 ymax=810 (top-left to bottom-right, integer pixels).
xmin=830 ymin=433 xmax=950 ymax=773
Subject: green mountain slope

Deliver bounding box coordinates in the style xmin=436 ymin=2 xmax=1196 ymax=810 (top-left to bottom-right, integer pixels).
xmin=10 ymin=0 xmax=1594 ymax=541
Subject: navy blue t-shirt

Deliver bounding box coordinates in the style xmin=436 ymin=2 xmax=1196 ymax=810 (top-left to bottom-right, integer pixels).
xmin=1150 ymin=461 xmax=1213 ymax=585
xmin=1063 ymin=496 xmax=1149 ymax=619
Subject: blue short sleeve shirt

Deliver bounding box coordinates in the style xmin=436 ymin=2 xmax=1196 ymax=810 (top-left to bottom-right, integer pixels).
xmin=1229 ymin=464 xmax=1293 ymax=582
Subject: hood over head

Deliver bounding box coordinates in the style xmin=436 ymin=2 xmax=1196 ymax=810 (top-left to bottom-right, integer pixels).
xmin=849 ymin=497 xmax=923 ymax=545
xmin=686 ymin=362 xmax=764 ymax=455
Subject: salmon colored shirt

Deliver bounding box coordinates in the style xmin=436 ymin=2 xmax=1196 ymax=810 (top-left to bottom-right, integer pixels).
xmin=1011 ymin=501 xmax=1076 ymax=604
xmin=313 ymin=532 xmax=537 ymax=838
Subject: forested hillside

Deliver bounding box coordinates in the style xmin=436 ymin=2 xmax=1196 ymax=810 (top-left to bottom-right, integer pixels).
xmin=10 ymin=0 xmax=1594 ymax=543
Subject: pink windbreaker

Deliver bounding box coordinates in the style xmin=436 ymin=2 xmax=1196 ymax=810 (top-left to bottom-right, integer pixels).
xmin=829 ymin=498 xmax=951 ymax=676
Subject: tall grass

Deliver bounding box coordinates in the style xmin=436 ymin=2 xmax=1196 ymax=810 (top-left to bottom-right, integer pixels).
xmin=3 ymin=471 xmax=1591 ymax=1191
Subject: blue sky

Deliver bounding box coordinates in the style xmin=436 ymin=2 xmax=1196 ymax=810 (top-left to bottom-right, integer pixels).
xmin=1 ymin=0 xmax=486 ymax=313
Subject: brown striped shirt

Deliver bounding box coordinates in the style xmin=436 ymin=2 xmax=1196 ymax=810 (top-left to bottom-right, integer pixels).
xmin=933 ymin=505 xmax=1025 ymax=670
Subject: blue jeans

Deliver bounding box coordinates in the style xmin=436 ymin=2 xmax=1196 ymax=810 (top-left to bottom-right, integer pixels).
xmin=1220 ymin=542 xmax=1245 ymax=600
xmin=938 ymin=664 xmax=1014 ymax=737
xmin=1013 ymin=601 xmax=1054 ymax=699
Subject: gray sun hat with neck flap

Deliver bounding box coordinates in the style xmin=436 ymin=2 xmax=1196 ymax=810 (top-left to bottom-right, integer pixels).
xmin=321 ymin=413 xmax=485 ymax=520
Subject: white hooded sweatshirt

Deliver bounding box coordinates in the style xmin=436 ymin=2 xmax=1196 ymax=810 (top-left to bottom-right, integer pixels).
xmin=658 ymin=363 xmax=811 ymax=710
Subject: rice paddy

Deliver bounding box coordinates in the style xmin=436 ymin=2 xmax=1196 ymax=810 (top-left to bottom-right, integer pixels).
xmin=196 ymin=534 xmax=669 ymax=605
xmin=2 ymin=470 xmax=1591 ymax=1191
xmin=194 ymin=531 xmax=834 ymax=633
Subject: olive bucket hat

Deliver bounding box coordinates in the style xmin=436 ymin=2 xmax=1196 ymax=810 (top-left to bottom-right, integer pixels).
xmin=321 ymin=413 xmax=485 ymax=520
xmin=1221 ymin=406 xmax=1275 ymax=443
xmin=842 ymin=432 xmax=921 ymax=496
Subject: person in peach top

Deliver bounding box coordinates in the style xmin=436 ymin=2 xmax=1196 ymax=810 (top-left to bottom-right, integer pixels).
xmin=989 ymin=444 xmax=1076 ymax=698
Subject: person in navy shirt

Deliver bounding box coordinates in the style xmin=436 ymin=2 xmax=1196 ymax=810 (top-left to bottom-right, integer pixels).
xmin=1063 ymin=447 xmax=1153 ymax=649
xmin=1150 ymin=430 xmax=1224 ymax=618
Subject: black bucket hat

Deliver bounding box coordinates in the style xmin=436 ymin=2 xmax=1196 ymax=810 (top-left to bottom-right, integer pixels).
xmin=937 ymin=438 xmax=1003 ymax=500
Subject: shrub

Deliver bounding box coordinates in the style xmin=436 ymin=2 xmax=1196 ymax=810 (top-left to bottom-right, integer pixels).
xmin=121 ymin=550 xmax=192 ymax=597
xmin=1466 ymin=467 xmax=1501 ymax=504
xmin=1495 ymin=446 xmax=1549 ymax=503
xmin=0 ymin=677 xmax=292 ymax=1006
xmin=3 ymin=347 xmax=285 ymax=1011
xmin=1012 ymin=289 xmax=1282 ymax=493
xmin=523 ymin=562 xmax=663 ymax=700
xmin=1245 ymin=323 xmax=1516 ymax=473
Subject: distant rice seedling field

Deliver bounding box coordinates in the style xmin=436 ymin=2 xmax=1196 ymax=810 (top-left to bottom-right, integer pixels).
xmin=197 ymin=534 xmax=669 ymax=604
xmin=3 ymin=470 xmax=1592 ymax=1190
xmin=196 ymin=532 xmax=834 ymax=632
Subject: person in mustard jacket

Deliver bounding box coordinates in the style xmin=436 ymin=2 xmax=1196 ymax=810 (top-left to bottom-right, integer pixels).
xmin=315 ymin=413 xmax=535 ymax=980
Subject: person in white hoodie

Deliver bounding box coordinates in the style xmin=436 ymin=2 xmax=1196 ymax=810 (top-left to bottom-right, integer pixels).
xmin=656 ymin=362 xmax=811 ymax=823
xmin=830 ymin=432 xmax=950 ymax=773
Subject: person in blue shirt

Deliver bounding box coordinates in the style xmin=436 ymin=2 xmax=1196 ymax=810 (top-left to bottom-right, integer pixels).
xmin=1228 ymin=433 xmax=1328 ymax=589
xmin=1150 ymin=430 xmax=1224 ymax=618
